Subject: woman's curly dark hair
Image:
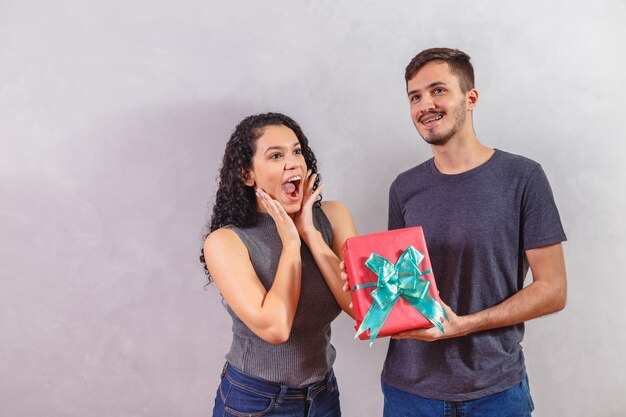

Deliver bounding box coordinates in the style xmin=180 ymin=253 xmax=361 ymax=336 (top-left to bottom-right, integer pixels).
xmin=200 ymin=112 xmax=322 ymax=281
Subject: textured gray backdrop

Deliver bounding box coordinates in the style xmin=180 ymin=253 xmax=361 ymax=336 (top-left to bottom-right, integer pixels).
xmin=1 ymin=1 xmax=625 ymax=416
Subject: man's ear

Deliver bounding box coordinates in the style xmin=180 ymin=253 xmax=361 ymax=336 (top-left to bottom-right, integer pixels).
xmin=242 ymin=169 xmax=255 ymax=187
xmin=466 ymin=88 xmax=479 ymax=110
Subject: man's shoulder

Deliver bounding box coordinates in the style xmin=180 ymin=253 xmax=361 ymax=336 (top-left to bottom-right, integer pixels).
xmin=494 ymin=149 xmax=541 ymax=172
xmin=391 ymin=158 xmax=433 ymax=188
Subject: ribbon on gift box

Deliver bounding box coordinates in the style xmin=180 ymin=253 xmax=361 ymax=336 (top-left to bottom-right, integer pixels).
xmin=353 ymin=245 xmax=448 ymax=346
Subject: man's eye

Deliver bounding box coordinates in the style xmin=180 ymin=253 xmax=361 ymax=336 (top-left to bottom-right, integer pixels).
xmin=433 ymin=88 xmax=445 ymax=94
xmin=410 ymin=95 xmax=420 ymax=102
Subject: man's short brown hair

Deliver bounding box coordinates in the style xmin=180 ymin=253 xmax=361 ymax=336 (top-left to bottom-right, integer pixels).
xmin=405 ymin=48 xmax=475 ymax=92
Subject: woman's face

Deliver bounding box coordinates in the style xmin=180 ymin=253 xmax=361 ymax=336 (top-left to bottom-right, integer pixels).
xmin=244 ymin=125 xmax=308 ymax=214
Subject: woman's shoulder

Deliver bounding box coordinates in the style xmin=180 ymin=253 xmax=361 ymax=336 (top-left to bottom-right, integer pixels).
xmin=320 ymin=201 xmax=353 ymax=225
xmin=204 ymin=227 xmax=245 ymax=253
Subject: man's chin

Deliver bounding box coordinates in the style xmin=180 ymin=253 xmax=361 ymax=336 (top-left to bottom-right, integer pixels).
xmin=421 ymin=134 xmax=451 ymax=146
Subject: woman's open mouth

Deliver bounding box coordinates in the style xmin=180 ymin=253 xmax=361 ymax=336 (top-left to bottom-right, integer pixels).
xmin=281 ymin=175 xmax=302 ymax=201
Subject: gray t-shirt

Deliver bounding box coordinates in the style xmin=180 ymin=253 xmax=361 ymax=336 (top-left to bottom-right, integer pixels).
xmin=382 ymin=149 xmax=566 ymax=401
xmin=224 ymin=206 xmax=341 ymax=386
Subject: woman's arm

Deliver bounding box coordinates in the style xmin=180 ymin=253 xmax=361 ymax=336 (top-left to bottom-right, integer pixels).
xmin=302 ymin=200 xmax=356 ymax=318
xmin=204 ymin=190 xmax=302 ymax=344
xmin=294 ymin=173 xmax=356 ymax=317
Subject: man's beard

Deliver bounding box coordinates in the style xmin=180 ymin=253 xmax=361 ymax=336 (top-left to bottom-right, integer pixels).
xmin=419 ymin=101 xmax=466 ymax=146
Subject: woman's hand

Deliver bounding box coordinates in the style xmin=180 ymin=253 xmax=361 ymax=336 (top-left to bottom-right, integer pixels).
xmin=256 ymin=188 xmax=301 ymax=250
xmin=293 ymin=170 xmax=325 ymax=239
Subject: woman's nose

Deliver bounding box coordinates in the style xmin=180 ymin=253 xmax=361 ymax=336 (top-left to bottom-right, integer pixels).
xmin=284 ymin=153 xmax=299 ymax=169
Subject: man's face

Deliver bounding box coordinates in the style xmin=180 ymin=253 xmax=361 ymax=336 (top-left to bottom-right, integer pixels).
xmin=406 ymin=61 xmax=475 ymax=146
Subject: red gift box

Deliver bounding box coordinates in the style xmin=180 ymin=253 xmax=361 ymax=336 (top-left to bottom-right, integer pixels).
xmin=342 ymin=226 xmax=446 ymax=344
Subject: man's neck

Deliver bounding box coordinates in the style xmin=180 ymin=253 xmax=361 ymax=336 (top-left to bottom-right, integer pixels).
xmin=430 ymin=132 xmax=494 ymax=175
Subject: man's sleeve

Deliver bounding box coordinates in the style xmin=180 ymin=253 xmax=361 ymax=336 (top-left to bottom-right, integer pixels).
xmin=388 ymin=181 xmax=405 ymax=231
xmin=521 ymin=164 xmax=567 ymax=250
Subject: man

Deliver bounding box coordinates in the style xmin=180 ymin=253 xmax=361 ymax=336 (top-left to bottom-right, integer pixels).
xmin=380 ymin=48 xmax=567 ymax=416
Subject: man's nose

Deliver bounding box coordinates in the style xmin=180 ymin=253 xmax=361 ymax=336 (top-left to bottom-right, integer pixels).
xmin=418 ymin=95 xmax=436 ymax=113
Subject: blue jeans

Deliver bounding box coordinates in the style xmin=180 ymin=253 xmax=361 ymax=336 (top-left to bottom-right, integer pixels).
xmin=212 ymin=363 xmax=341 ymax=417
xmin=382 ymin=375 xmax=534 ymax=417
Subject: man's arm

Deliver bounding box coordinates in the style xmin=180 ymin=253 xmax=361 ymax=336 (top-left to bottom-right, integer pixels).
xmin=388 ymin=181 xmax=405 ymax=230
xmin=393 ymin=242 xmax=567 ymax=341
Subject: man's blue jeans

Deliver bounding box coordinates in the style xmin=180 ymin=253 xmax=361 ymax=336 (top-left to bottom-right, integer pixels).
xmin=212 ymin=363 xmax=341 ymax=417
xmin=382 ymin=375 xmax=534 ymax=417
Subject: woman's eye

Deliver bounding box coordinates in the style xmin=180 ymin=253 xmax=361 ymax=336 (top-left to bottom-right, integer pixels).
xmin=294 ymin=148 xmax=303 ymax=155
xmin=270 ymin=153 xmax=282 ymax=159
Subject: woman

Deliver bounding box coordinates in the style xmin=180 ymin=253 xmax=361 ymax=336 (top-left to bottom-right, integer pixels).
xmin=201 ymin=112 xmax=355 ymax=417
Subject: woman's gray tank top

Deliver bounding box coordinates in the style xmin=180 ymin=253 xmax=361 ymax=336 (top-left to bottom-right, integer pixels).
xmin=224 ymin=206 xmax=341 ymax=386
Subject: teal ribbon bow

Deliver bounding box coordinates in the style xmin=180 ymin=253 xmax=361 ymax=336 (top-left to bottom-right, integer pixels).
xmin=353 ymin=246 xmax=448 ymax=346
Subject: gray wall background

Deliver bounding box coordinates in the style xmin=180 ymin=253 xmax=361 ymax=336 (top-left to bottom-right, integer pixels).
xmin=1 ymin=1 xmax=625 ymax=416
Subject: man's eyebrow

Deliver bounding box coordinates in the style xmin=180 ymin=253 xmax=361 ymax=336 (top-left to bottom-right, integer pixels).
xmin=407 ymin=81 xmax=448 ymax=97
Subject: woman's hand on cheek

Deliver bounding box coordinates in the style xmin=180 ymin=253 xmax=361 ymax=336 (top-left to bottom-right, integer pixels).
xmin=255 ymin=188 xmax=301 ymax=250
xmin=293 ymin=170 xmax=325 ymax=239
